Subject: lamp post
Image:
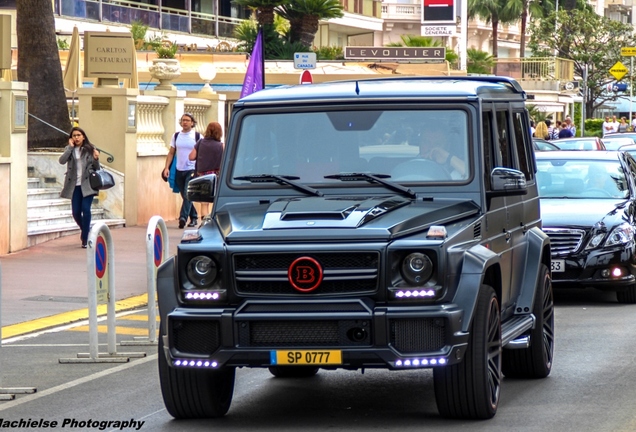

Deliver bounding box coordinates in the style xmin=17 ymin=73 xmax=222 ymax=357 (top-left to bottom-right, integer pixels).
xmin=198 ymin=63 xmax=217 ymax=94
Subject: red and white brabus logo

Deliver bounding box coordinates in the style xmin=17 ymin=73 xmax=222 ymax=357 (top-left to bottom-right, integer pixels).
xmin=288 ymin=257 xmax=323 ymax=292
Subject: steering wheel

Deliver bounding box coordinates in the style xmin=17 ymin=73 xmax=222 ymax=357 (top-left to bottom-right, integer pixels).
xmin=581 ymin=188 xmax=613 ymax=197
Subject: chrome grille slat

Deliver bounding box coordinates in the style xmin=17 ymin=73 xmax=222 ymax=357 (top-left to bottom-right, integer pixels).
xmin=543 ymin=228 xmax=585 ymax=257
xmin=234 ymin=252 xmax=380 ymax=295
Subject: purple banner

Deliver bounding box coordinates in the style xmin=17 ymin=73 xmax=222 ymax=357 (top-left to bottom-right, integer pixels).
xmin=240 ymin=29 xmax=264 ymax=98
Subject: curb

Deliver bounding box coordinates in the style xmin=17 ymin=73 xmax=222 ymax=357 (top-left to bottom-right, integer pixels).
xmin=1 ymin=294 xmax=149 ymax=340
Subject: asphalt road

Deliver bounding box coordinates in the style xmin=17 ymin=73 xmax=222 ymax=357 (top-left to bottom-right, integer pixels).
xmin=0 ymin=287 xmax=635 ymax=432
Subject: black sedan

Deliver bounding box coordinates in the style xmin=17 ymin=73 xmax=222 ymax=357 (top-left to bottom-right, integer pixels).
xmin=536 ymin=151 xmax=636 ymax=303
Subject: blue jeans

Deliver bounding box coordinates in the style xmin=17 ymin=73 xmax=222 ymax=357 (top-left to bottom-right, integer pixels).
xmin=175 ymin=170 xmax=198 ymax=222
xmin=71 ymin=186 xmax=94 ymax=244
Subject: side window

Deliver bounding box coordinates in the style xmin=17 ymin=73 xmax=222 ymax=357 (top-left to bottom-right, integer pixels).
xmin=495 ymin=110 xmax=512 ymax=168
xmin=512 ymin=110 xmax=533 ymax=180
xmin=482 ymin=110 xmax=494 ymax=190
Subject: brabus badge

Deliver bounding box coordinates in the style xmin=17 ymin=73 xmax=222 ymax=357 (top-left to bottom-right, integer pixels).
xmin=288 ymin=256 xmax=323 ymax=292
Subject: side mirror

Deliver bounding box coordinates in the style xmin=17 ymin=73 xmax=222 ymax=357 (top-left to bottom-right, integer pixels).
xmin=489 ymin=167 xmax=528 ymax=197
xmin=187 ymin=173 xmax=216 ymax=203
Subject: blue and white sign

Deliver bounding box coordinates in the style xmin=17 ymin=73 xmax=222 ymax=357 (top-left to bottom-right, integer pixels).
xmin=294 ymin=52 xmax=317 ymax=70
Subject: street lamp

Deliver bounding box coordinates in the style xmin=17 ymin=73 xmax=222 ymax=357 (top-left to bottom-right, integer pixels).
xmin=198 ymin=63 xmax=217 ymax=94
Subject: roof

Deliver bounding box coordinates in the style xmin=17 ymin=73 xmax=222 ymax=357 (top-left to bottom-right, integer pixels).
xmin=535 ymin=150 xmax=624 ymax=161
xmin=236 ymin=76 xmax=526 ymax=105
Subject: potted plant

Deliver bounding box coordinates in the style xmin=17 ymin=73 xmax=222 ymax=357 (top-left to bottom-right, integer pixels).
xmin=149 ymin=41 xmax=181 ymax=90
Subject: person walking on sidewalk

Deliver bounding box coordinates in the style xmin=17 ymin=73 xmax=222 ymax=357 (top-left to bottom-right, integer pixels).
xmin=163 ymin=113 xmax=200 ymax=228
xmin=189 ymin=121 xmax=224 ymax=219
xmin=59 ymin=127 xmax=100 ymax=248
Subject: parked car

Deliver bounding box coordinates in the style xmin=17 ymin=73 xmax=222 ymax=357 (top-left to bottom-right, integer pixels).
xmin=604 ymin=132 xmax=636 ymax=144
xmin=552 ymin=137 xmax=606 ymax=150
xmin=533 ymin=138 xmax=560 ymax=151
xmin=599 ymin=136 xmax=634 ymax=150
xmin=536 ymin=150 xmax=636 ymax=303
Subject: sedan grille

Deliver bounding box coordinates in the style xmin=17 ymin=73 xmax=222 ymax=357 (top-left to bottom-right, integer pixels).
xmin=234 ymin=252 xmax=379 ymax=295
xmin=543 ymin=228 xmax=585 ymax=257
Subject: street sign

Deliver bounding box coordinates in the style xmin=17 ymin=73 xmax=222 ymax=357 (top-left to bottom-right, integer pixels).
xmin=300 ymin=70 xmax=313 ymax=85
xmin=609 ymin=61 xmax=628 ymax=81
xmin=294 ymin=52 xmax=316 ymax=70
xmin=621 ymin=47 xmax=636 ymax=57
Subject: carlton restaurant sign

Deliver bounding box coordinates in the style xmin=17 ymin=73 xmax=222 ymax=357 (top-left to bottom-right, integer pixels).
xmin=345 ymin=47 xmax=446 ymax=60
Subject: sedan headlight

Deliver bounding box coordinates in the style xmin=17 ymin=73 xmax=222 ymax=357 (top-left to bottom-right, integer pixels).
xmin=605 ymin=223 xmax=634 ymax=247
xmin=186 ymin=255 xmax=218 ymax=288
xmin=401 ymin=252 xmax=433 ymax=286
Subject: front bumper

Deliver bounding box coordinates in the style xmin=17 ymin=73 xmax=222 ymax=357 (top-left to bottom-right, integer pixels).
xmin=551 ymin=247 xmax=636 ymax=290
xmin=160 ymin=299 xmax=469 ymax=370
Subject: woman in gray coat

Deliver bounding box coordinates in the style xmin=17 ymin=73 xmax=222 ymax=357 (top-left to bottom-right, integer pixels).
xmin=59 ymin=127 xmax=100 ymax=248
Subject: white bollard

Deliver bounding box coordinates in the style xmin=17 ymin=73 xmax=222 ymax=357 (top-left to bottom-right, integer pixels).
xmin=121 ymin=215 xmax=168 ymax=346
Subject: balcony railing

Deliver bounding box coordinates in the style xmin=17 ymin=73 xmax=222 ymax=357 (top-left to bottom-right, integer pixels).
xmin=496 ymin=57 xmax=574 ymax=81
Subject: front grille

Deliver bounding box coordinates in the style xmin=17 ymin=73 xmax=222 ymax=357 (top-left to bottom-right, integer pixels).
xmin=543 ymin=228 xmax=585 ymax=257
xmin=234 ymin=252 xmax=379 ymax=295
xmin=172 ymin=320 xmax=220 ymax=355
xmin=238 ymin=320 xmax=371 ymax=347
xmin=390 ymin=318 xmax=446 ymax=353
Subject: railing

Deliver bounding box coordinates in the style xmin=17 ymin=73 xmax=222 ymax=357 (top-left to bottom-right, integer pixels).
xmin=136 ymin=96 xmax=169 ymax=156
xmin=495 ymin=57 xmax=574 ymax=82
xmin=184 ymin=99 xmax=213 ymax=135
xmin=381 ymin=3 xmax=421 ymax=19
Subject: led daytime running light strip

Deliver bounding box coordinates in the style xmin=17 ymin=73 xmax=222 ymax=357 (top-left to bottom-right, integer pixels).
xmin=173 ymin=359 xmax=219 ymax=368
xmin=395 ymin=289 xmax=436 ymax=298
xmin=395 ymin=357 xmax=447 ymax=367
xmin=184 ymin=292 xmax=221 ymax=300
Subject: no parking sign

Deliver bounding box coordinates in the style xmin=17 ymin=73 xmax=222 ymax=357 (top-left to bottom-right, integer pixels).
xmin=94 ymin=234 xmax=109 ymax=304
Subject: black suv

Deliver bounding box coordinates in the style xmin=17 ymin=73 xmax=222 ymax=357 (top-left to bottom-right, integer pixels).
xmin=157 ymin=76 xmax=554 ymax=420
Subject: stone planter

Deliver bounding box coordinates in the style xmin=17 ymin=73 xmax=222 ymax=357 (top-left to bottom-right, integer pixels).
xmin=149 ymin=58 xmax=181 ymax=90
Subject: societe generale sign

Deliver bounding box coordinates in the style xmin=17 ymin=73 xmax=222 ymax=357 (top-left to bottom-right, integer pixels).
xmin=345 ymin=47 xmax=446 ymax=60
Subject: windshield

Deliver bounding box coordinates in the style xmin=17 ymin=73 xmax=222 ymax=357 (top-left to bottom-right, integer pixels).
xmin=537 ymin=159 xmax=629 ymax=199
xmin=231 ymin=109 xmax=470 ymax=186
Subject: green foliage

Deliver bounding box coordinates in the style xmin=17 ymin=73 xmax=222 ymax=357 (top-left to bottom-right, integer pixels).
xmin=526 ymin=105 xmax=548 ymax=123
xmin=314 ymin=45 xmax=344 ymax=60
xmin=277 ymin=0 xmax=344 ymax=47
xmin=584 ymin=118 xmax=603 ymax=137
xmin=130 ymin=20 xmax=161 ymax=50
xmin=155 ymin=42 xmax=178 ymax=59
xmin=528 ymin=8 xmax=636 ymax=118
xmin=57 ymin=38 xmax=69 ymax=50
xmin=466 ymin=48 xmax=494 ymax=74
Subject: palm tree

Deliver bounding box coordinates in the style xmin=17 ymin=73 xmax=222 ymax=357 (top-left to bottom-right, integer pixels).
xmin=468 ymin=0 xmax=518 ymax=74
xmin=503 ymin=0 xmax=554 ymax=58
xmin=467 ymin=48 xmax=495 ymax=74
xmin=17 ymin=0 xmax=71 ymax=148
xmin=233 ymin=0 xmax=287 ymax=27
xmin=277 ymin=0 xmax=344 ymax=48
xmin=385 ymin=35 xmax=459 ymax=68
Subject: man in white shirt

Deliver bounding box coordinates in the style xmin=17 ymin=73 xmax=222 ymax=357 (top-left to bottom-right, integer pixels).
xmin=602 ymin=116 xmax=613 ymax=137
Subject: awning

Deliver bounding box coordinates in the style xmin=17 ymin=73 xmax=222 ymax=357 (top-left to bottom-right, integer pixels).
xmin=528 ymin=102 xmax=565 ymax=113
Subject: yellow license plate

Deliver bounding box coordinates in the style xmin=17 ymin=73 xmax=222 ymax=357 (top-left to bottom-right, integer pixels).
xmin=272 ymin=350 xmax=342 ymax=365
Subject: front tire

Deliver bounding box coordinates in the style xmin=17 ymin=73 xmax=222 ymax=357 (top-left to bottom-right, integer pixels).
xmin=433 ymin=284 xmax=502 ymax=419
xmin=616 ymin=284 xmax=636 ymax=304
xmin=503 ymin=263 xmax=555 ymax=378
xmin=158 ymin=332 xmax=235 ymax=419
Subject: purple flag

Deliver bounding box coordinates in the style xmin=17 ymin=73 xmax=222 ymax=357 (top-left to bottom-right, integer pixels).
xmin=240 ymin=29 xmax=264 ymax=98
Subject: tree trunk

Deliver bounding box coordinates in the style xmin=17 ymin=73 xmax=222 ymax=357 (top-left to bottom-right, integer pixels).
xmin=520 ymin=8 xmax=527 ymax=58
xmin=299 ymin=15 xmax=319 ymax=49
xmin=491 ymin=16 xmax=499 ymax=75
xmin=17 ymin=0 xmax=71 ymax=149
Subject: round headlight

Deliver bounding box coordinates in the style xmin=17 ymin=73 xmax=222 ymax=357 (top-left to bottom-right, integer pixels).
xmin=401 ymin=253 xmax=433 ymax=286
xmin=186 ymin=255 xmax=218 ymax=288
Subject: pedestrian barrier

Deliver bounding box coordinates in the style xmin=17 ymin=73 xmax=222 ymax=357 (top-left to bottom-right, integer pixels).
xmin=121 ymin=215 xmax=168 ymax=346
xmin=59 ymin=222 xmax=145 ymax=363
xmin=0 ymin=262 xmax=37 ymax=399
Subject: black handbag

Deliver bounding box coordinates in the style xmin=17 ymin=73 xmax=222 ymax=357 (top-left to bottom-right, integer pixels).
xmin=89 ymin=169 xmax=115 ymax=190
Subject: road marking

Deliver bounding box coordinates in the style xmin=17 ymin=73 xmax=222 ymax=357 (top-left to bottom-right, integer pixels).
xmin=1 ymin=294 xmax=149 ymax=339
xmin=120 ymin=314 xmax=160 ymax=322
xmin=68 ymin=325 xmax=159 ymax=336
xmin=0 ymin=354 xmax=157 ymax=411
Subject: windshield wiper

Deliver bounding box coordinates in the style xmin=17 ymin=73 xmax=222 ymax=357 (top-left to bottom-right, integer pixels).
xmin=324 ymin=173 xmax=416 ymax=199
xmin=234 ymin=174 xmax=323 ymax=196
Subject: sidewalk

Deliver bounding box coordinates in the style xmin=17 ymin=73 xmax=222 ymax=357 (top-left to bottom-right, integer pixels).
xmin=0 ymin=220 xmax=184 ymax=339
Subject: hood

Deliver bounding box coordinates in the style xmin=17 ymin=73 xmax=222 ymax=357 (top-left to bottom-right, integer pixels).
xmin=540 ymin=198 xmax=626 ymax=228
xmin=212 ymin=195 xmax=480 ymax=243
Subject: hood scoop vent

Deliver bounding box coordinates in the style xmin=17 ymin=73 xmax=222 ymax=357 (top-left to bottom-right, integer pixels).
xmin=281 ymin=205 xmax=358 ymax=221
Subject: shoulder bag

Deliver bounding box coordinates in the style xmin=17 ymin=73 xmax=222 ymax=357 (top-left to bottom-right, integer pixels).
xmin=89 ymin=169 xmax=115 ymax=190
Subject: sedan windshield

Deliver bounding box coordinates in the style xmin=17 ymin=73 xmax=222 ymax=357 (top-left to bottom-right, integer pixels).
xmin=231 ymin=109 xmax=470 ymax=186
xmin=537 ymin=159 xmax=629 ymax=199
